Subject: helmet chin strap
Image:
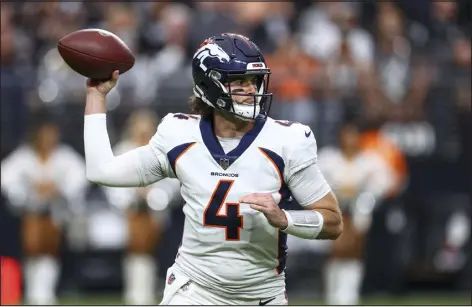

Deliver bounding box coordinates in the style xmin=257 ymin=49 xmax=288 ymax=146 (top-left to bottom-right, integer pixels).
xmin=194 ymin=85 xmax=262 ymax=121
xmin=232 ymin=102 xmax=260 ymax=121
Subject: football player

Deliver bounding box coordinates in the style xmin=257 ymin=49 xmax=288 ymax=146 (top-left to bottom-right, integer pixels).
xmin=83 ymin=33 xmax=342 ymax=305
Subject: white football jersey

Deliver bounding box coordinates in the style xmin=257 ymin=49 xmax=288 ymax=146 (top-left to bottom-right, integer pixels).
xmin=149 ymin=113 xmax=319 ymax=300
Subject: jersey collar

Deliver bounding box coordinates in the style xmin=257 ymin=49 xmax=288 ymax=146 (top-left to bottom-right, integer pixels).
xmin=199 ymin=117 xmax=266 ymax=170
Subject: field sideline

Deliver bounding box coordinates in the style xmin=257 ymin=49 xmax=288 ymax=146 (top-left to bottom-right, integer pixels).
xmin=51 ymin=293 xmax=471 ymax=306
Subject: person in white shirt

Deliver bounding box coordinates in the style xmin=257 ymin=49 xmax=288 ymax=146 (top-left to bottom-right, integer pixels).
xmin=82 ymin=33 xmax=342 ymax=305
xmin=1 ymin=114 xmax=88 ymax=305
xmin=318 ymin=121 xmax=396 ymax=305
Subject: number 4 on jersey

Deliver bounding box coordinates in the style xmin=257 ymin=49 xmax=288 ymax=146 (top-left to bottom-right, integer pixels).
xmin=203 ymin=180 xmax=243 ymax=241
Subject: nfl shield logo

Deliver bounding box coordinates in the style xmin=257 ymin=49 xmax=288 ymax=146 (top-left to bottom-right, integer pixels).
xmin=219 ymin=158 xmax=230 ymax=170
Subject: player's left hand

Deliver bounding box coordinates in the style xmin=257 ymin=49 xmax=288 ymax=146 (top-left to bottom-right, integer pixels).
xmin=240 ymin=193 xmax=288 ymax=230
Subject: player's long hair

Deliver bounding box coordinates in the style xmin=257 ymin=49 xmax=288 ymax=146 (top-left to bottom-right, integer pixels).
xmin=188 ymin=95 xmax=213 ymax=119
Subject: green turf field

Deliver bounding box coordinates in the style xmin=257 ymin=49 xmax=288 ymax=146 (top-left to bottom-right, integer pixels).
xmin=54 ymin=293 xmax=471 ymax=305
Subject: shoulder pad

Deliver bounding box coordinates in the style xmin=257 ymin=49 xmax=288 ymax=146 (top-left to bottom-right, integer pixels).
xmin=270 ymin=119 xmax=315 ymax=144
xmin=150 ymin=113 xmax=200 ymax=153
xmin=269 ymin=119 xmax=318 ymax=175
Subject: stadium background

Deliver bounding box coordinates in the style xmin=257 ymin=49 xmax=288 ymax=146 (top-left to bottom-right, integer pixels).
xmin=0 ymin=1 xmax=470 ymax=305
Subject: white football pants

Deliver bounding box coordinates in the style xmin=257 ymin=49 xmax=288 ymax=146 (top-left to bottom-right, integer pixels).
xmin=159 ymin=266 xmax=288 ymax=305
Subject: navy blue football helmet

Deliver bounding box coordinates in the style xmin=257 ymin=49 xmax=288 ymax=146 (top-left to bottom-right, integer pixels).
xmin=191 ymin=33 xmax=273 ymax=121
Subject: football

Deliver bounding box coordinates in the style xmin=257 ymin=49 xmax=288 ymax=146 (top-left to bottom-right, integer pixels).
xmin=57 ymin=29 xmax=135 ymax=80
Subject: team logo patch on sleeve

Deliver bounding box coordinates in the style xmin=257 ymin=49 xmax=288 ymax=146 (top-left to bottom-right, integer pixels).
xmin=167 ymin=273 xmax=176 ymax=285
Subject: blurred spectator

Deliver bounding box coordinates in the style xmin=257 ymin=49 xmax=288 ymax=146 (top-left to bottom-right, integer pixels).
xmin=151 ymin=3 xmax=195 ymax=110
xmin=1 ymin=111 xmax=87 ymax=305
xmin=421 ymin=0 xmax=470 ymax=159
xmin=360 ymin=123 xmax=409 ymax=199
xmin=318 ymin=121 xmax=396 ymax=305
xmin=452 ymin=38 xmax=471 ymax=113
xmin=451 ymin=36 xmax=470 ymax=159
xmin=429 ymin=1 xmax=462 ymax=44
xmin=296 ymin=1 xmax=375 ymax=145
xmin=451 ymin=38 xmax=471 ymax=167
xmin=98 ymin=3 xmax=191 ymax=108
xmin=298 ymin=2 xmax=374 ymax=67
xmin=33 ymin=3 xmax=87 ymax=65
xmin=363 ymin=2 xmax=432 ymax=123
xmin=151 ymin=3 xmax=192 ymax=104
xmin=321 ymin=32 xmax=374 ymax=145
xmin=233 ymin=2 xmax=294 ymax=53
xmin=136 ymin=2 xmax=168 ymax=52
xmin=266 ymin=38 xmax=321 ymax=129
xmin=187 ymin=2 xmax=241 ymax=53
xmin=102 ymin=109 xmax=180 ymax=305
xmin=31 ymin=3 xmax=90 ymax=108
xmin=99 ymin=3 xmax=145 ymax=108
xmin=1 ymin=3 xmax=34 ymax=159
xmin=324 ymin=34 xmax=367 ymax=109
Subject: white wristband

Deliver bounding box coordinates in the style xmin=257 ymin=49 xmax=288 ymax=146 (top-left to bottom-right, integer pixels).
xmin=281 ymin=210 xmax=324 ymax=239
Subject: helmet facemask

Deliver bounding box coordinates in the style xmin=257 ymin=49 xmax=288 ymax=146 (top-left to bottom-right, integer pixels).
xmin=194 ymin=69 xmax=273 ymax=121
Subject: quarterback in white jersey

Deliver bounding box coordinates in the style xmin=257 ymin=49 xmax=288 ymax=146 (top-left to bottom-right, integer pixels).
xmin=82 ymin=33 xmax=342 ymax=305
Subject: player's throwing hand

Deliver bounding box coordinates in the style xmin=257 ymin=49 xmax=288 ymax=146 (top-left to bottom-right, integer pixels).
xmin=240 ymin=193 xmax=288 ymax=230
xmin=86 ymin=70 xmax=119 ymax=97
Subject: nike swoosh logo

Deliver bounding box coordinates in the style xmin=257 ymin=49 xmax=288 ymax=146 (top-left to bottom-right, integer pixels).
xmin=259 ymin=297 xmax=276 ymax=305
xmin=305 ymin=131 xmax=311 ymax=138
